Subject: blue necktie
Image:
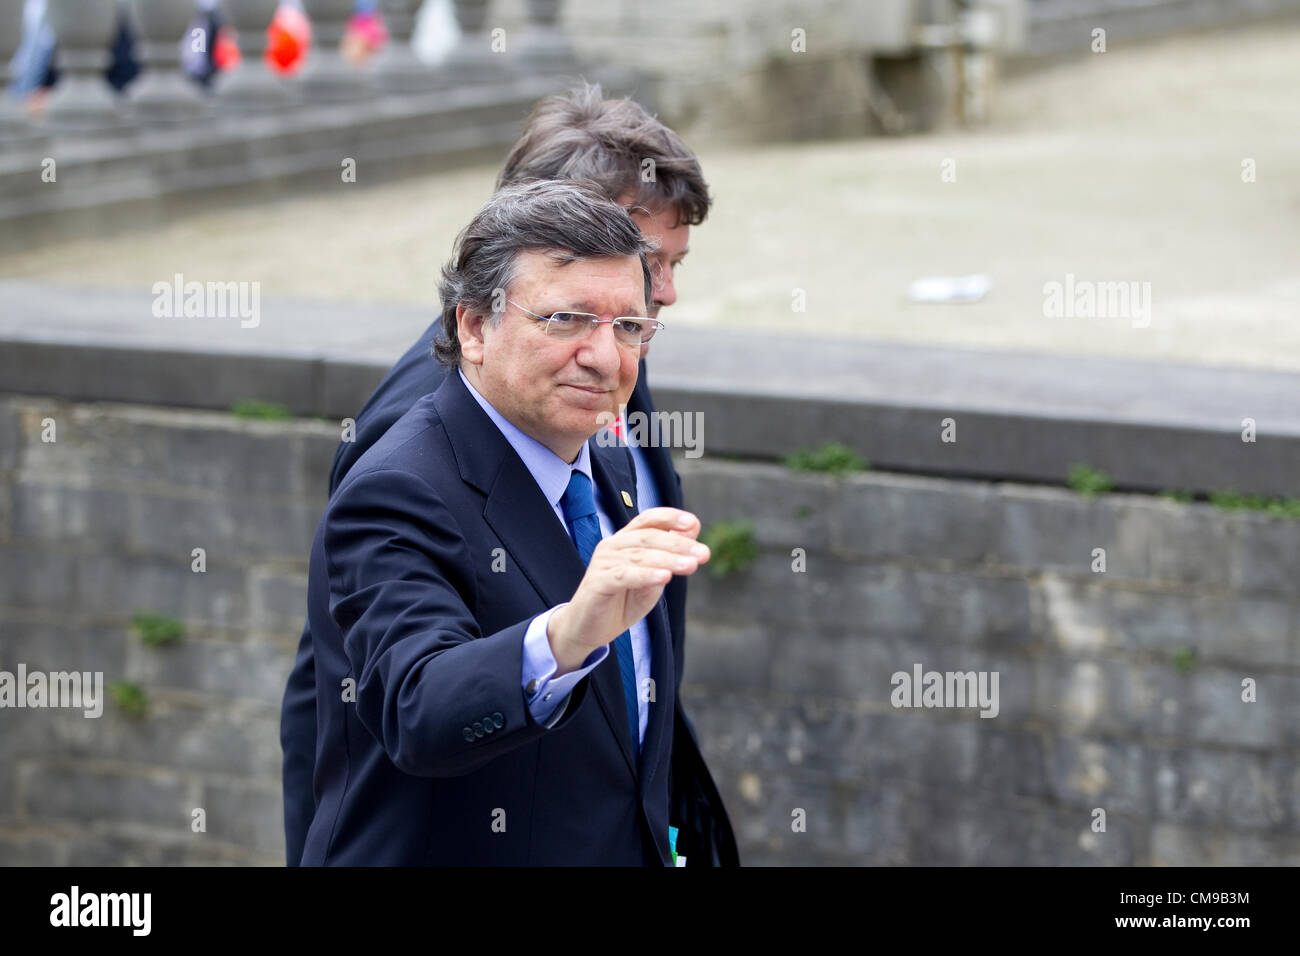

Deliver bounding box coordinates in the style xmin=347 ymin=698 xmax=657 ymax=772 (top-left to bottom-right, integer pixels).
xmin=559 ymin=470 xmax=639 ymax=753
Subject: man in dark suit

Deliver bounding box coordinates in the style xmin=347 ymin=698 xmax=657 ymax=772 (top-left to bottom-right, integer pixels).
xmin=282 ymin=84 xmax=738 ymax=865
xmin=302 ymin=179 xmax=712 ymax=863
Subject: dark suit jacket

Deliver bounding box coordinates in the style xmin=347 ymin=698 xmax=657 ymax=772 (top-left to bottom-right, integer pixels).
xmin=303 ymin=372 xmax=678 ymax=864
xmin=282 ymin=322 xmax=737 ymax=865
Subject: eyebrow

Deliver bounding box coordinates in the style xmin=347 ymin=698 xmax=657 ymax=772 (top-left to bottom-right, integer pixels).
xmin=547 ymin=301 xmax=647 ymax=317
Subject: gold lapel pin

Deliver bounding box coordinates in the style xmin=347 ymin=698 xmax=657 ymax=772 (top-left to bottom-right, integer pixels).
xmin=621 ymin=490 xmax=634 ymax=508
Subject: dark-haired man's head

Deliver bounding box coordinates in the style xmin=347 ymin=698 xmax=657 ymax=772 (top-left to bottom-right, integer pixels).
xmin=497 ymin=83 xmax=709 ymax=323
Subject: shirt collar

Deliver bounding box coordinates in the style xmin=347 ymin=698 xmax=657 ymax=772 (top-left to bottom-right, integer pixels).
xmin=457 ymin=367 xmax=593 ymax=510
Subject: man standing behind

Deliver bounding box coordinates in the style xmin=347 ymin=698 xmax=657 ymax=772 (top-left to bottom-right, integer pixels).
xmin=302 ymin=180 xmax=708 ymax=864
xmin=281 ymin=84 xmax=738 ymax=865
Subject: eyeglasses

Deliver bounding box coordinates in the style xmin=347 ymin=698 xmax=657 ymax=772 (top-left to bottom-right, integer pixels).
xmin=506 ymin=299 xmax=665 ymax=348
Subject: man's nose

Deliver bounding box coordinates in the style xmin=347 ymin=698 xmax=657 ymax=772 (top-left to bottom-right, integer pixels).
xmin=575 ymin=321 xmax=624 ymax=377
xmin=653 ymin=266 xmax=677 ymax=309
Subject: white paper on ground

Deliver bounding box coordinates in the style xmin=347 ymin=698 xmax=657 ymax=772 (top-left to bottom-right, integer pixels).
xmin=907 ymin=274 xmax=993 ymax=304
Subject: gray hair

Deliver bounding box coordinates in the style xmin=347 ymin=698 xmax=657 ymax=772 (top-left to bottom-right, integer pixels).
xmin=433 ymin=179 xmax=656 ymax=368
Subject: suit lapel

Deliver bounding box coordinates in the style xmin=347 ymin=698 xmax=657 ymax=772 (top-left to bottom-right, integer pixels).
xmin=591 ymin=440 xmax=675 ymax=801
xmin=588 ymin=440 xmax=646 ymax=780
xmin=628 ymin=361 xmax=683 ymax=510
xmin=436 ymin=373 xmax=589 ymax=614
xmin=435 ymin=372 xmax=667 ymax=787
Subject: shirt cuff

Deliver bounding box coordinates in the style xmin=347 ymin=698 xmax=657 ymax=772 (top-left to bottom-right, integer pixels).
xmin=523 ymin=603 xmax=609 ymax=726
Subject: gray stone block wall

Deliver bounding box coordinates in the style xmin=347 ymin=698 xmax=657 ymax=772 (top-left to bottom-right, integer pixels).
xmin=680 ymin=458 xmax=1300 ymax=865
xmin=0 ymin=396 xmax=1296 ymax=865
xmin=0 ymin=397 xmax=337 ymax=865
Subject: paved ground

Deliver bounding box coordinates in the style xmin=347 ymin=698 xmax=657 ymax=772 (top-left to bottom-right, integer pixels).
xmin=2 ymin=18 xmax=1297 ymax=371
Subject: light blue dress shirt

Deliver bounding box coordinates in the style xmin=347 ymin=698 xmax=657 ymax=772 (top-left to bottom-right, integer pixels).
xmin=457 ymin=369 xmax=652 ymax=740
xmin=627 ymin=439 xmax=661 ymax=514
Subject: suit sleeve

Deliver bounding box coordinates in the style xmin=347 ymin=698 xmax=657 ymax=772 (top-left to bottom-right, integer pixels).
xmin=279 ymin=617 xmax=319 ymax=865
xmin=322 ymin=467 xmax=588 ymax=778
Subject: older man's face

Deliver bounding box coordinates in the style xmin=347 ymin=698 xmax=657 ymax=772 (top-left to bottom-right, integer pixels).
xmin=458 ymin=249 xmax=646 ymax=462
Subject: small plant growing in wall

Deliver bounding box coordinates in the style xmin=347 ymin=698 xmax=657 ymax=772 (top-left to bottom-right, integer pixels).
xmin=784 ymin=442 xmax=868 ymax=476
xmin=231 ymin=398 xmax=292 ymax=421
xmin=131 ymin=611 xmax=184 ymax=647
xmin=110 ymin=681 xmax=149 ymax=718
xmin=1171 ymin=647 xmax=1198 ymax=675
xmin=1160 ymin=489 xmax=1194 ymax=504
xmin=1068 ymin=463 xmax=1114 ymax=497
xmin=699 ymin=521 xmax=759 ymax=579
xmin=1208 ymin=490 xmax=1300 ymax=520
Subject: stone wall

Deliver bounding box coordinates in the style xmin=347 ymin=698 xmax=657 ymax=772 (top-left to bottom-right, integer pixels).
xmin=0 ymin=398 xmax=333 ymax=864
xmin=0 ymin=395 xmax=1296 ymax=865
xmin=681 ymin=459 xmax=1300 ymax=865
